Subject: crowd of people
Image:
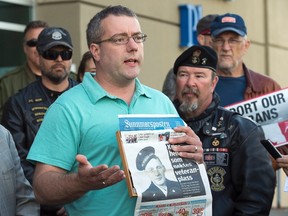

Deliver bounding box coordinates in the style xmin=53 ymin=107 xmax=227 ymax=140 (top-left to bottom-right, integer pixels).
xmin=0 ymin=4 xmax=288 ymax=216
xmin=2 ymin=26 xmax=78 ymax=216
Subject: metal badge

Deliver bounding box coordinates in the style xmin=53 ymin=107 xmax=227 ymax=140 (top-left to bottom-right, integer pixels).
xmin=191 ymin=49 xmax=201 ymax=64
xmin=212 ymin=138 xmax=220 ymax=146
xmin=201 ymin=57 xmax=207 ymax=65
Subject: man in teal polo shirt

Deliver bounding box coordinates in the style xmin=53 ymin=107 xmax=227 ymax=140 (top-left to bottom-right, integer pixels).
xmin=27 ymin=5 xmax=204 ymax=215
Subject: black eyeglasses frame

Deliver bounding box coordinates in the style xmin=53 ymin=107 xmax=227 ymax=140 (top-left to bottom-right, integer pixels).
xmin=95 ymin=33 xmax=147 ymax=45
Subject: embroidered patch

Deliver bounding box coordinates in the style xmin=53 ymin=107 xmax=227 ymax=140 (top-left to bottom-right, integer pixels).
xmin=52 ymin=31 xmax=62 ymax=40
xmin=204 ymin=152 xmax=229 ymax=166
xmin=207 ymin=166 xmax=226 ymax=192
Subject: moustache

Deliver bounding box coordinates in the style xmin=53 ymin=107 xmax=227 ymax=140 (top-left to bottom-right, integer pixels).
xmin=182 ymin=88 xmax=199 ymax=96
xmin=52 ymin=63 xmax=65 ymax=68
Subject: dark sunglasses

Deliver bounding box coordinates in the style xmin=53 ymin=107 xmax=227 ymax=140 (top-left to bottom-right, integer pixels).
xmin=41 ymin=50 xmax=73 ymax=61
xmin=26 ymin=39 xmax=37 ymax=47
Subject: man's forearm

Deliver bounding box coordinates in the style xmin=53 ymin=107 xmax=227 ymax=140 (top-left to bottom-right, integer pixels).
xmin=33 ymin=171 xmax=86 ymax=205
xmin=32 ymin=155 xmax=126 ymax=206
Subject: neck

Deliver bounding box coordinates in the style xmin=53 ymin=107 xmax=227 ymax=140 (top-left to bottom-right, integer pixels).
xmin=94 ymin=74 xmax=135 ymax=105
xmin=158 ymin=184 xmax=167 ymax=191
xmin=217 ymin=63 xmax=244 ymax=78
xmin=27 ymin=61 xmax=41 ymax=76
xmin=41 ymin=77 xmax=69 ymax=92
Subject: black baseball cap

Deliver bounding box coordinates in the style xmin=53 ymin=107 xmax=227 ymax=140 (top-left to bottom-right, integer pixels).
xmin=37 ymin=27 xmax=73 ymax=53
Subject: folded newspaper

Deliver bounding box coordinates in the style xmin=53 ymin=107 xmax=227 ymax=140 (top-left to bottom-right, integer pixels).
xmin=117 ymin=114 xmax=212 ymax=216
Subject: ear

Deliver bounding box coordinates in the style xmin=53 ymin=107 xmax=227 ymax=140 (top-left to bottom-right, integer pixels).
xmin=211 ymin=74 xmax=219 ymax=93
xmin=243 ymin=38 xmax=250 ymax=55
xmin=23 ymin=42 xmax=28 ymax=55
xmin=89 ymin=43 xmax=100 ymax=61
xmin=197 ymin=34 xmax=205 ymax=46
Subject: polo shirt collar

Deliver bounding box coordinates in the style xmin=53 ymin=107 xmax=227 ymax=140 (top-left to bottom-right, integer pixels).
xmin=82 ymin=72 xmax=151 ymax=104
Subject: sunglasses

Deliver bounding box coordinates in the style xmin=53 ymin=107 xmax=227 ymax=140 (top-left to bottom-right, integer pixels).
xmin=26 ymin=39 xmax=37 ymax=47
xmin=41 ymin=50 xmax=73 ymax=61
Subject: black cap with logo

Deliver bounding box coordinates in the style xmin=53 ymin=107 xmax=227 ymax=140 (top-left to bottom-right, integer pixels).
xmin=37 ymin=27 xmax=73 ymax=53
xmin=173 ymin=45 xmax=218 ymax=74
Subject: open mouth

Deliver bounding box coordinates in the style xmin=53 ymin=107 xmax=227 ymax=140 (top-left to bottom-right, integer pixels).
xmin=124 ymin=59 xmax=137 ymax=63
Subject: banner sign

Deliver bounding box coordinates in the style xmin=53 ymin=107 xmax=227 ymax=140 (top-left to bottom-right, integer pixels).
xmin=226 ymin=88 xmax=288 ymax=146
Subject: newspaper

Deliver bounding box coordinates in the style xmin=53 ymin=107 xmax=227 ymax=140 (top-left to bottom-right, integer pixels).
xmin=117 ymin=114 xmax=212 ymax=216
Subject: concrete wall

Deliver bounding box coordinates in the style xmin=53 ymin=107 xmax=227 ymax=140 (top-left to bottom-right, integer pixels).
xmin=35 ymin=0 xmax=288 ymax=207
xmin=35 ymin=0 xmax=288 ymax=89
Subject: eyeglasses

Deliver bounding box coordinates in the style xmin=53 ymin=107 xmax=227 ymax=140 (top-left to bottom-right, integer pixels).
xmin=26 ymin=39 xmax=37 ymax=47
xmin=212 ymin=38 xmax=244 ymax=47
xmin=95 ymin=33 xmax=147 ymax=45
xmin=40 ymin=50 xmax=73 ymax=61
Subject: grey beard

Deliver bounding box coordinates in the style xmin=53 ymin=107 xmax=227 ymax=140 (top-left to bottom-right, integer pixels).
xmin=218 ymin=62 xmax=234 ymax=76
xmin=179 ymin=101 xmax=198 ymax=114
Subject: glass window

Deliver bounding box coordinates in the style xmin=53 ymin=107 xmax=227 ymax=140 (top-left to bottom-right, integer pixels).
xmin=0 ymin=29 xmax=25 ymax=67
xmin=0 ymin=1 xmax=31 ymax=24
xmin=0 ymin=0 xmax=33 ymax=76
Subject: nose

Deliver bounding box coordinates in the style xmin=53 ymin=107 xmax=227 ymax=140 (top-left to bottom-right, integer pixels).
xmin=154 ymin=169 xmax=162 ymax=176
xmin=222 ymin=40 xmax=231 ymax=50
xmin=55 ymin=54 xmax=63 ymax=61
xmin=186 ymin=75 xmax=197 ymax=87
xmin=126 ymin=37 xmax=138 ymax=52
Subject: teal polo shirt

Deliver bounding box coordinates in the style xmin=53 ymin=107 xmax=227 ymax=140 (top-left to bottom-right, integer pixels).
xmin=28 ymin=73 xmax=178 ymax=216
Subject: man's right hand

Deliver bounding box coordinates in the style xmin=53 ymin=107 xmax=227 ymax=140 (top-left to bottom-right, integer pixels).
xmin=76 ymin=154 xmax=126 ymax=191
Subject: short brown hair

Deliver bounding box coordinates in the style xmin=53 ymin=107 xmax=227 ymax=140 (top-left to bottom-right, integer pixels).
xmin=23 ymin=20 xmax=49 ymax=36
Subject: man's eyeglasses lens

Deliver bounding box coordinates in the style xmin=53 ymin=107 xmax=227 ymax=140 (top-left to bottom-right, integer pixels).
xmin=96 ymin=33 xmax=147 ymax=45
xmin=26 ymin=39 xmax=37 ymax=47
xmin=212 ymin=38 xmax=243 ymax=47
xmin=41 ymin=50 xmax=73 ymax=60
